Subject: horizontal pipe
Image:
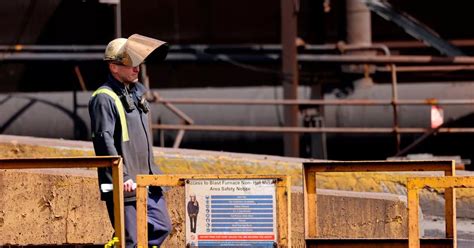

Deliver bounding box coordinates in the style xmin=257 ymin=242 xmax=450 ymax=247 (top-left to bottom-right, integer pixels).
xmin=377 ymin=65 xmax=474 ymax=72
xmin=153 ymin=97 xmax=474 ymax=106
xmin=3 ymin=52 xmax=474 ymax=65
xmin=298 ymin=54 xmax=474 ymax=64
xmin=152 ymin=124 xmax=474 ymax=134
xmin=0 ymin=43 xmax=382 ymax=53
xmin=383 ymin=39 xmax=474 ymax=49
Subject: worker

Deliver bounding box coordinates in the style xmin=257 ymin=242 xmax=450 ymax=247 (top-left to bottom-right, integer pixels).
xmin=187 ymin=193 xmax=199 ymax=233
xmin=89 ymin=34 xmax=171 ymax=248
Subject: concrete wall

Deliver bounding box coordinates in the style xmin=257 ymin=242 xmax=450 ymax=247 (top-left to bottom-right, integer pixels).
xmin=0 ymin=170 xmax=410 ymax=246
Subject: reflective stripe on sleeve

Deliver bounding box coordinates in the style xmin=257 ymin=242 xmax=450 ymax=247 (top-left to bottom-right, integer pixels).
xmin=92 ymin=88 xmax=130 ymax=142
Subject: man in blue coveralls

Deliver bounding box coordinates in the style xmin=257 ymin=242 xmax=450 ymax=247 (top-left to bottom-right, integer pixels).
xmin=89 ymin=34 xmax=172 ymax=247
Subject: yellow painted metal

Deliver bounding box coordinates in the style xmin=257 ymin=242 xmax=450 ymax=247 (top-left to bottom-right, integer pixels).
xmin=0 ymin=156 xmax=121 ymax=169
xmin=303 ymin=160 xmax=455 ymax=243
xmin=304 ymin=160 xmax=454 ymax=173
xmin=276 ymin=176 xmax=291 ymax=247
xmin=135 ymin=174 xmax=291 ymax=248
xmin=0 ymin=156 xmax=125 ymax=248
xmin=136 ymin=185 xmax=148 ymax=248
xmin=304 ymin=171 xmax=317 ymax=238
xmin=407 ymin=176 xmax=474 ymax=190
xmin=112 ymin=159 xmax=125 ymax=248
xmin=406 ymin=176 xmax=474 ymax=248
xmin=445 ymin=161 xmax=456 ymax=241
xmin=408 ymin=188 xmax=420 ymax=248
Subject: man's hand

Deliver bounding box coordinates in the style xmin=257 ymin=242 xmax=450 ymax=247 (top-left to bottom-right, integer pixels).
xmin=124 ymin=179 xmax=135 ymax=192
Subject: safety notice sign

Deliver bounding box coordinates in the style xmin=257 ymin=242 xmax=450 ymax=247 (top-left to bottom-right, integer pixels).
xmin=185 ymin=179 xmax=277 ymax=247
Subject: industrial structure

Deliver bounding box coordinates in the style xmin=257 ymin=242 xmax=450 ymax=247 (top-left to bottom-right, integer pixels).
xmin=1 ymin=0 xmax=474 ymax=164
xmin=3 ymin=1 xmax=474 ymax=247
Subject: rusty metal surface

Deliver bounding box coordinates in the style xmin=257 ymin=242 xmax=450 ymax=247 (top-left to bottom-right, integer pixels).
xmin=281 ymin=0 xmax=300 ymax=157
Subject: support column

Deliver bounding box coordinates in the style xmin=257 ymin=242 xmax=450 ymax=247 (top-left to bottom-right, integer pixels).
xmin=114 ymin=0 xmax=122 ymax=38
xmin=281 ymin=0 xmax=300 ymax=157
xmin=346 ymin=0 xmax=371 ymax=45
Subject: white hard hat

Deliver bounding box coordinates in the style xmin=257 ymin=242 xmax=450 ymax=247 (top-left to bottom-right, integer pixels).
xmin=104 ymin=34 xmax=169 ymax=67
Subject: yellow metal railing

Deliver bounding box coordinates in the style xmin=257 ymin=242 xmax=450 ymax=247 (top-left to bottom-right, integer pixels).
xmin=0 ymin=156 xmax=125 ymax=248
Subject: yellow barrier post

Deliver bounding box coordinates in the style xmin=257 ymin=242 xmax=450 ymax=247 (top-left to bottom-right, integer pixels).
xmin=303 ymin=160 xmax=455 ymax=244
xmin=407 ymin=176 xmax=474 ymax=248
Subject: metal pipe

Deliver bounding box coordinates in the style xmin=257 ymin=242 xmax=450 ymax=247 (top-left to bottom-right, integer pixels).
xmin=0 ymin=43 xmax=389 ymax=53
xmin=390 ymin=64 xmax=401 ymax=152
xmin=377 ymin=65 xmax=474 ymax=72
xmin=383 ymin=39 xmax=474 ymax=49
xmin=346 ymin=0 xmax=372 ymax=45
xmin=297 ymin=54 xmax=474 ymax=64
xmin=281 ymin=0 xmax=300 ymax=157
xmin=153 ymin=124 xmax=474 ymax=134
xmin=341 ymin=43 xmax=390 ymax=56
xmin=114 ymin=0 xmax=122 ymax=38
xmin=152 ymin=93 xmax=194 ymax=125
xmin=151 ymin=97 xmax=474 ymax=106
xmin=3 ymin=52 xmax=474 ymax=65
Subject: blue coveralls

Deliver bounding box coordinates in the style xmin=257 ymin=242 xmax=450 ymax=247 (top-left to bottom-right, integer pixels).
xmin=89 ymin=75 xmax=172 ymax=247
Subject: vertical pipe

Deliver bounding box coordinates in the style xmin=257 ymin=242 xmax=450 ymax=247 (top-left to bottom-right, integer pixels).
xmin=346 ymin=0 xmax=372 ymax=45
xmin=391 ymin=64 xmax=401 ymax=152
xmin=281 ymin=0 xmax=300 ymax=157
xmin=112 ymin=159 xmax=125 ymax=248
xmin=114 ymin=0 xmax=122 ymax=38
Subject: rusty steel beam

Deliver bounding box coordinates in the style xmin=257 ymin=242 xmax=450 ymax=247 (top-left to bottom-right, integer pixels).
xmin=281 ymin=0 xmax=300 ymax=157
xmin=152 ymin=124 xmax=474 ymax=134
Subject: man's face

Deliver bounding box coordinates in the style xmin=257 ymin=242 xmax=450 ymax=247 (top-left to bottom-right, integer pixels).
xmin=109 ymin=63 xmax=140 ymax=84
